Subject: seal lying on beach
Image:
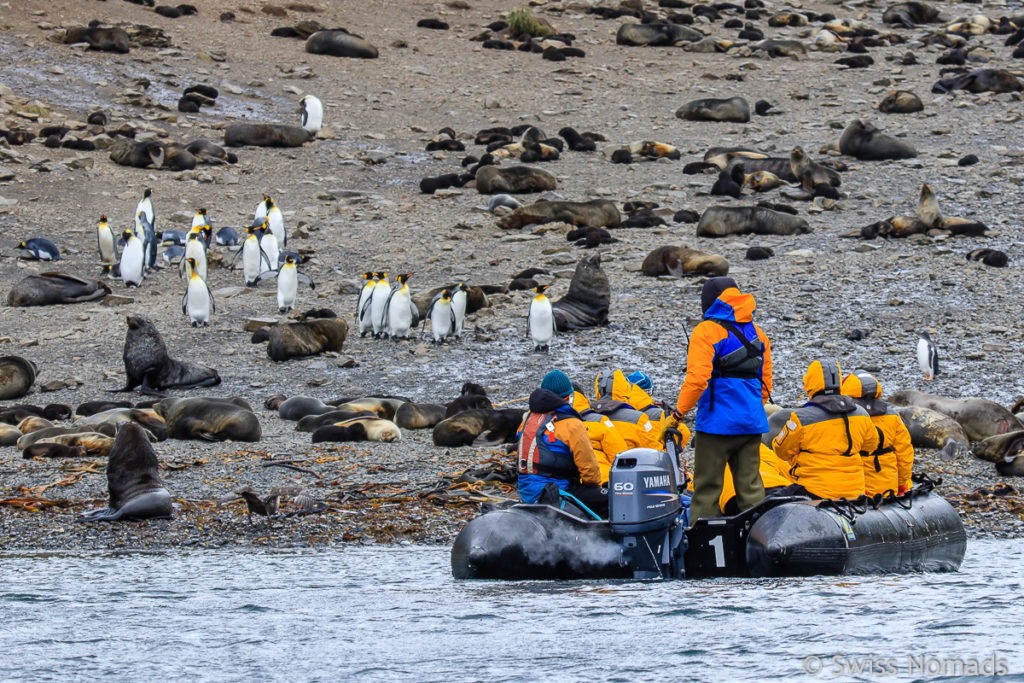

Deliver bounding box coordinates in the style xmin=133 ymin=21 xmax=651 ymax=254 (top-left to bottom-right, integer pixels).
xmin=432 ymin=408 xmax=524 ymax=447
xmin=641 ymin=246 xmax=729 ymax=278
xmin=697 ymin=206 xmax=811 ymax=237
xmin=276 ymin=396 xmax=337 ymax=420
xmin=224 ymin=123 xmax=313 ymax=148
xmin=394 ymin=402 xmax=447 ymax=429
xmin=552 ymin=254 xmax=610 ymax=331
xmin=878 ymin=90 xmax=924 ymax=113
xmin=114 ymin=314 xmax=221 ymax=393
xmin=888 ymin=390 xmax=1022 ymax=441
xmin=78 ymin=422 xmax=173 ymax=523
xmin=7 ymin=272 xmax=110 ymax=307
xmin=264 ymin=318 xmax=348 ymax=361
xmin=932 ymin=69 xmax=1023 ymax=94
xmin=496 ymin=200 xmax=620 ymax=230
xmin=63 ymin=26 xmax=131 ymax=53
xmin=73 ymin=408 xmax=168 ymax=442
xmin=615 ymin=22 xmax=702 ymax=46
xmin=312 ymin=417 xmax=401 ymax=442
xmin=305 ymin=29 xmax=379 ymax=58
xmin=156 ymin=397 xmax=261 ymax=442
xmin=839 ymin=120 xmax=918 ymax=160
xmin=676 ymin=97 xmax=750 ymax=123
xmin=0 ymin=356 xmax=36 ymax=400
xmin=475 ymin=165 xmax=557 ymax=194
xmin=972 ymin=430 xmax=1024 ymax=468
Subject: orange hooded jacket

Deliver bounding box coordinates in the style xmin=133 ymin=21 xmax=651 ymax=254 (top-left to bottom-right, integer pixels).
xmin=840 ymin=373 xmax=914 ymax=494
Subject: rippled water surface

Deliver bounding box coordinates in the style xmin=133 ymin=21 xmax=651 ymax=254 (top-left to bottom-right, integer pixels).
xmin=2 ymin=540 xmax=1022 ymax=681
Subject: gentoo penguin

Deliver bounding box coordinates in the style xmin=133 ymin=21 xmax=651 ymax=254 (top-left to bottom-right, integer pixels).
xmin=918 ymin=331 xmax=939 ymax=380
xmin=135 ymin=188 xmax=157 ymax=269
xmin=382 ymin=273 xmax=419 ymax=339
xmin=254 ymin=194 xmax=270 ymax=224
xmin=425 ymin=288 xmax=457 ymax=343
xmin=180 ymin=231 xmax=207 ymax=281
xmin=182 ymin=258 xmax=215 ymax=326
xmin=255 ymin=254 xmax=315 ymax=313
xmin=300 ymin=94 xmax=323 ymax=135
xmin=120 ymin=227 xmax=145 ymax=288
xmin=15 ymin=237 xmax=60 ymax=261
xmin=256 ymin=220 xmax=280 ymax=271
xmin=265 ymin=197 xmax=286 ymax=247
xmin=451 ymin=283 xmax=470 ymax=337
xmin=528 ymin=284 xmax=555 ymax=352
xmin=232 ymin=224 xmax=270 ymax=286
xmin=215 ymin=226 xmax=240 ymax=247
xmin=96 ymin=216 xmax=118 ymax=273
xmin=357 ymin=271 xmax=377 ymax=337
xmin=368 ymin=271 xmax=391 ymax=337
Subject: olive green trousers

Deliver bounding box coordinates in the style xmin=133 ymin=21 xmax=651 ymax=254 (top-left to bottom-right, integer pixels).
xmin=690 ymin=432 xmax=765 ymax=523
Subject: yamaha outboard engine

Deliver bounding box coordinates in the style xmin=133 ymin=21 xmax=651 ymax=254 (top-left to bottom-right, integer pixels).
xmin=608 ymin=447 xmax=687 ymax=579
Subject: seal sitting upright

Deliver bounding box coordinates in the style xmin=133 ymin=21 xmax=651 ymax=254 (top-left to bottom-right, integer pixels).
xmin=114 ymin=314 xmax=221 ymax=393
xmin=78 ymin=422 xmax=172 ymax=523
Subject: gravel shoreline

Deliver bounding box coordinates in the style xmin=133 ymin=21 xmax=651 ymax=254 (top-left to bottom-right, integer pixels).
xmin=2 ymin=0 xmax=1024 ymax=550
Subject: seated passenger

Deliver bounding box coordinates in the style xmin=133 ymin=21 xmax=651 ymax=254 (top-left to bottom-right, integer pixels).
xmin=840 ymin=372 xmax=914 ymax=496
xmin=718 ymin=444 xmax=793 ymax=515
xmin=516 ymin=370 xmax=607 ymax=516
xmin=771 ymin=359 xmax=879 ymax=500
xmin=571 ymin=390 xmax=629 ymax=485
xmin=593 ymin=368 xmax=663 ymax=449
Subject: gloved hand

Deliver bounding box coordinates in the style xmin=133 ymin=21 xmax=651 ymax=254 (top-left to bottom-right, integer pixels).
xmin=897 ymin=485 xmax=908 ymax=496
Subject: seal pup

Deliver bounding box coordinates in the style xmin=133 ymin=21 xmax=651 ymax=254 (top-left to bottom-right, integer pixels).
xmin=78 ymin=423 xmax=173 ymax=522
xmin=966 ymin=249 xmax=1008 ymax=268
xmin=641 ymin=245 xmax=729 ymax=277
xmin=312 ymin=417 xmax=400 ymax=442
xmin=839 ymin=120 xmax=918 ymax=160
xmin=0 ymin=356 xmax=36 ymax=400
xmin=114 ymin=314 xmax=221 ymax=393
xmin=878 ymin=90 xmax=924 ymax=113
xmin=295 ymin=410 xmax=376 ymax=432
xmin=552 ymin=253 xmax=610 ymax=331
xmin=7 ymin=272 xmax=110 ymax=307
xmin=156 ymin=397 xmax=261 ymax=441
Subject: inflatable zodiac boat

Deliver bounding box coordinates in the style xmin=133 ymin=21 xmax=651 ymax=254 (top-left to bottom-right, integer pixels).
xmin=451 ymin=447 xmax=967 ymax=580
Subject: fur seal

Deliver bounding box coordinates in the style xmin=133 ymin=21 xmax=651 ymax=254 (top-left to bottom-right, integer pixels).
xmin=895 ymin=406 xmax=969 ymax=459
xmin=888 ymin=390 xmax=1022 ymax=441
xmin=0 ymin=404 xmax=67 ymax=424
xmin=296 ymin=410 xmax=376 ymax=432
xmin=641 ymin=245 xmax=729 ymax=278
xmin=73 ymin=408 xmax=168 ymax=441
xmin=552 ymin=253 xmax=610 ymax=331
xmin=878 ymin=90 xmax=924 ymax=113
xmin=967 ymin=249 xmax=1008 ymax=268
xmin=108 ymin=139 xmax=166 ymax=168
xmin=697 ymin=205 xmax=811 ymax=237
xmin=883 ymin=1 xmax=941 ymax=27
xmin=17 ymin=416 xmax=53 ymax=434
xmin=34 ymin=432 xmax=115 ymax=456
xmin=75 ymin=400 xmax=133 ymax=417
xmin=330 ymin=397 xmax=405 ymax=420
xmin=78 ymin=422 xmax=173 ymax=522
xmin=790 ymin=147 xmax=841 ymax=193
xmin=115 ymin=315 xmax=220 ymax=393
xmin=615 ymin=22 xmax=702 ymax=46
xmin=839 ymin=120 xmax=918 ymax=160
xmin=749 ymin=39 xmax=807 ymax=57
xmin=305 ymin=29 xmax=379 ymax=58
xmin=63 ymin=26 xmax=131 ymax=53
xmin=22 ymin=443 xmax=88 ymax=459
xmin=869 ymin=184 xmax=988 ymax=238
xmin=496 ymin=200 xmax=620 ymax=230
xmin=185 ymin=139 xmax=238 ymax=164
xmin=932 ymin=69 xmax=1024 ymax=94
xmin=224 ymin=123 xmax=313 ymax=148
xmin=156 ymin=397 xmax=261 ymax=442
xmin=972 ymin=430 xmax=1024 ymax=467
xmin=446 ymin=383 xmax=492 ymax=417
xmin=394 ymin=402 xmax=447 ymax=429
xmin=312 ymin=417 xmax=400 ymax=442
xmin=475 ymin=165 xmax=557 ymax=194
xmin=310 ymin=422 xmax=367 ymax=442
xmin=676 ymin=97 xmax=751 ymax=123
xmin=0 ymin=356 xmax=36 ymax=400
xmin=432 ymin=408 xmax=523 ymax=447
xmin=7 ymin=272 xmax=110 ymax=307
xmin=277 ymin=396 xmax=336 ymax=420
xmin=265 ymin=318 xmax=347 ymax=361
xmin=0 ymin=423 xmax=21 ymax=446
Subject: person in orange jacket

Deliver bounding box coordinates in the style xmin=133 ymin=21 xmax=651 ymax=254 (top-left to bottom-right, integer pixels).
xmin=772 ymin=359 xmax=880 ymax=499
xmin=674 ymin=277 xmax=773 ymax=523
xmin=840 ymin=371 xmax=914 ymax=495
xmin=571 ymin=390 xmax=629 ymax=485
xmin=592 ymin=369 xmax=662 ymax=450
xmin=517 ymin=370 xmax=607 ymax=515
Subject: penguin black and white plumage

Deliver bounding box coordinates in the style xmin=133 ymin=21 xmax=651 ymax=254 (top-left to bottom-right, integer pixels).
xmin=182 ymin=258 xmax=215 ymax=327
xmin=96 ymin=216 xmax=118 ymax=274
xmin=917 ymin=330 xmax=939 ymax=380
xmin=357 ymin=271 xmax=377 ymax=337
xmin=232 ymin=224 xmax=270 ymax=287
xmin=215 ymin=226 xmax=240 ymax=247
xmin=451 ymin=283 xmax=470 ymax=338
xmin=254 ymin=194 xmax=270 ymax=224
xmin=528 ymin=284 xmax=555 ymax=352
xmin=265 ymin=198 xmax=286 ymax=247
xmin=180 ymin=232 xmax=207 ymax=281
xmin=120 ymin=228 xmax=145 ymax=288
xmin=257 ymin=220 xmax=280 ymax=270
xmin=425 ymin=288 xmax=456 ymax=343
xmin=381 ymin=273 xmax=419 ymax=339
xmin=16 ymin=237 xmax=61 ymax=261
xmin=159 ymin=229 xmax=187 ymax=246
xmin=300 ymin=94 xmax=323 ymax=135
xmin=135 ymin=188 xmax=157 ymax=269
xmin=188 ymin=208 xmax=213 ymax=249
xmin=255 ymin=254 xmax=315 ymax=313
xmin=163 ymin=244 xmax=185 ymax=264
xmin=369 ymin=271 xmax=391 ymax=337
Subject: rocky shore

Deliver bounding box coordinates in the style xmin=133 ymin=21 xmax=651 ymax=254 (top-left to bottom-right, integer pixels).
xmin=2 ymin=0 xmax=1024 ymax=549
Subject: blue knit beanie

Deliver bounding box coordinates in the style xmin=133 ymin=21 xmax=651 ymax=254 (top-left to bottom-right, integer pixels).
xmin=626 ymin=371 xmax=653 ymax=391
xmin=541 ymin=370 xmax=573 ymax=398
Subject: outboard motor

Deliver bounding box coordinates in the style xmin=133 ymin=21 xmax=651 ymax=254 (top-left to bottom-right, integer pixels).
xmin=608 ymin=447 xmax=687 ymax=579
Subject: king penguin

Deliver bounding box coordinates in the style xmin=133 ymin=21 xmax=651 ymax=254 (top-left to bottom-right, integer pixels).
xmin=96 ymin=216 xmax=118 ymax=274
xmin=255 ymin=254 xmax=315 ymax=313
xmin=381 ymin=273 xmax=419 ymax=339
xmin=300 ymin=94 xmax=323 ymax=135
xmin=182 ymin=258 xmax=215 ymax=326
xmin=265 ymin=197 xmax=286 ymax=247
xmin=451 ymin=283 xmax=470 ymax=338
xmin=16 ymin=237 xmax=61 ymax=261
xmin=369 ymin=271 xmax=391 ymax=338
xmin=357 ymin=271 xmax=377 ymax=337
xmin=120 ymin=227 xmax=145 ymax=288
xmin=254 ymin=194 xmax=270 ymax=224
xmin=135 ymin=188 xmax=157 ymax=270
xmin=256 ymin=220 xmax=280 ymax=272
xmin=189 ymin=208 xmax=212 ymax=249
xmin=425 ymin=288 xmax=456 ymax=343
xmin=232 ymin=224 xmax=270 ymax=287
xmin=180 ymin=231 xmax=207 ymax=281
xmin=528 ymin=284 xmax=555 ymax=352
xmin=917 ymin=331 xmax=939 ymax=381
